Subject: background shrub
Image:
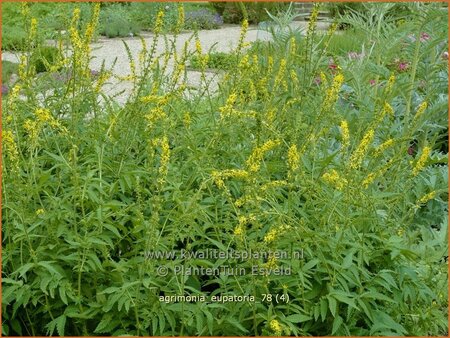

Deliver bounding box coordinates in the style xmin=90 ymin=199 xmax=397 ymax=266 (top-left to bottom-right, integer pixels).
xmin=99 ymin=4 xmax=141 ymax=38
xmin=184 ymin=9 xmax=223 ymax=30
xmin=210 ymin=2 xmax=289 ymax=24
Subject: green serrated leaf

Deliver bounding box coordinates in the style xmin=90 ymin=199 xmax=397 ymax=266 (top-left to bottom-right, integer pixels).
xmin=285 ymin=313 xmax=311 ymax=323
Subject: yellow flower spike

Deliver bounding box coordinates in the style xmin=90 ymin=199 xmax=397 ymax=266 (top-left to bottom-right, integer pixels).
xmin=246 ymin=139 xmax=281 ymax=173
xmin=175 ymin=4 xmax=185 ymax=34
xmin=157 ymin=136 xmax=170 ymax=184
xmin=385 ymin=73 xmax=395 ymax=93
xmin=319 ymin=71 xmax=327 ymax=86
xmin=323 ymin=22 xmax=338 ymax=50
xmin=195 ymin=39 xmax=203 ymax=56
xmin=260 ymin=180 xmax=288 ymax=192
xmin=236 ymin=19 xmax=249 ymax=53
xmin=416 ymin=191 xmax=436 ymax=205
xmin=2 ymin=130 xmax=19 ymax=171
xmin=183 ymin=112 xmax=191 ymax=128
xmin=269 ymin=320 xmax=282 ymax=336
xmin=69 ymin=8 xmax=83 ymax=52
xmin=287 ymin=144 xmax=300 ymax=174
xmin=289 ymin=36 xmax=296 ymax=57
xmin=348 ymin=129 xmax=374 ymax=170
xmin=374 ymin=139 xmax=394 ymax=157
xmin=18 ymin=55 xmax=28 ymax=80
xmin=306 ymin=4 xmax=320 ymax=39
xmin=21 ymin=2 xmax=30 ymax=17
xmin=35 ymin=108 xmax=52 ymax=123
xmin=322 ymin=72 xmax=344 ymax=111
xmin=274 ymin=59 xmax=287 ymax=90
xmin=265 ymin=255 xmax=278 ymax=270
xmin=290 ymin=70 xmax=299 ymax=89
xmin=145 ymin=107 xmax=167 ymax=129
xmin=340 ymin=120 xmax=350 ymax=149
xmin=267 ymin=56 xmax=274 ymax=73
xmin=84 ymin=3 xmax=100 ymax=43
xmin=412 ymin=146 xmax=431 ymax=176
xmin=29 ymin=17 xmax=38 ymax=41
xmin=94 ymin=71 xmax=111 ymax=93
xmin=413 ymin=101 xmax=427 ymax=123
xmin=251 ymin=54 xmax=259 ymax=71
xmin=380 ymin=102 xmax=394 ymax=119
xmin=238 ymin=54 xmax=250 ymax=70
xmin=23 ymin=119 xmax=40 ymax=144
xmin=219 ymin=92 xmax=238 ymax=119
xmin=220 ymin=169 xmax=249 ymax=180
xmin=211 ymin=171 xmax=226 ymax=189
xmin=322 ymin=169 xmax=348 ymax=190
xmin=233 ymin=224 xmax=245 ymax=238
xmin=362 ymin=161 xmax=392 ymax=188
xmin=263 ymin=228 xmax=278 ymax=243
xmin=36 ymin=209 xmax=45 ymax=216
xmin=154 ymin=10 xmax=165 ymax=35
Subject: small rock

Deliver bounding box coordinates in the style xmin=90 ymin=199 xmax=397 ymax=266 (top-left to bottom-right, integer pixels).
xmin=9 ymin=73 xmax=19 ymax=86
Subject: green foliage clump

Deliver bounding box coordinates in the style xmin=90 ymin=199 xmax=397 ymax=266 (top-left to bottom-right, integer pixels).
xmin=99 ymin=4 xmax=141 ymax=38
xmin=210 ymin=2 xmax=289 ymax=24
xmin=189 ymin=52 xmax=236 ymax=71
xmin=2 ymin=2 xmax=448 ymax=336
xmin=30 ymin=46 xmax=62 ymax=73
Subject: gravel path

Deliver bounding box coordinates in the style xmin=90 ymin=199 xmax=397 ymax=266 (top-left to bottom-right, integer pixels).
xmin=2 ymin=22 xmax=330 ymax=105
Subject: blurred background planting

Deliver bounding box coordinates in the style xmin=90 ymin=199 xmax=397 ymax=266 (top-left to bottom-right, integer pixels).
xmin=2 ymin=1 xmax=448 ymax=336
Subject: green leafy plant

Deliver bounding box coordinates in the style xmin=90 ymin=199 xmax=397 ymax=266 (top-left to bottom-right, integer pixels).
xmin=99 ymin=4 xmax=141 ymax=38
xmin=30 ymin=46 xmax=62 ymax=73
xmin=2 ymin=2 xmax=448 ymax=336
xmin=189 ymin=51 xmax=236 ymax=70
